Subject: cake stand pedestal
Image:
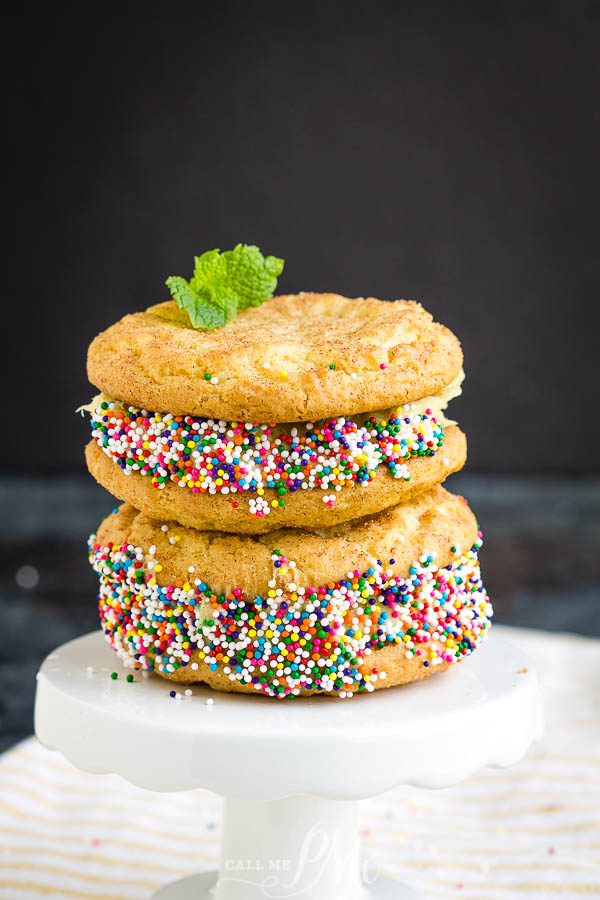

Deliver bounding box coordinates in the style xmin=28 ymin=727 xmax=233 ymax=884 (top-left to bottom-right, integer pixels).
xmin=35 ymin=631 xmax=542 ymax=900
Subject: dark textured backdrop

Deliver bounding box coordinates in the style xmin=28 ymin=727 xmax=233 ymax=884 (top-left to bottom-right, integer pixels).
xmin=8 ymin=2 xmax=600 ymax=473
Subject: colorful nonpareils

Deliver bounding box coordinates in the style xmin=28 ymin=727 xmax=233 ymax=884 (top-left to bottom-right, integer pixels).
xmin=90 ymin=528 xmax=492 ymax=699
xmin=89 ymin=399 xmax=444 ymax=519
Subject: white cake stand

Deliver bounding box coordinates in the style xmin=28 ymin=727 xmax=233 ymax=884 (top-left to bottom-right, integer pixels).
xmin=35 ymin=630 xmax=542 ymax=900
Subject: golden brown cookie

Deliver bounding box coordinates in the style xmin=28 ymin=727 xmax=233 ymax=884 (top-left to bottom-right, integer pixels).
xmin=87 ymin=293 xmax=462 ymax=422
xmin=86 ymin=424 xmax=466 ymax=533
xmin=90 ymin=486 xmax=492 ymax=698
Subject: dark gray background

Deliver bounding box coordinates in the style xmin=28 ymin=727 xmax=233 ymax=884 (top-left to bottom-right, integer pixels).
xmin=7 ymin=1 xmax=599 ymax=473
xmin=2 ymin=3 xmax=600 ymax=751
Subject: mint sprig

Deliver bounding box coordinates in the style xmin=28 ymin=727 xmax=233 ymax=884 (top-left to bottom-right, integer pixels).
xmin=166 ymin=244 xmax=284 ymax=330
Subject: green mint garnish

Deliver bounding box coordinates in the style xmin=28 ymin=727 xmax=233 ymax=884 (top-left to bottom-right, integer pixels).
xmin=166 ymin=244 xmax=284 ymax=330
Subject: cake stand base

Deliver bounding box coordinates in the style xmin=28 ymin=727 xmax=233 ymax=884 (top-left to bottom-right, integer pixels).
xmin=151 ymin=794 xmax=418 ymax=900
xmin=151 ymin=872 xmax=416 ymax=900
xmin=35 ymin=630 xmax=542 ymax=900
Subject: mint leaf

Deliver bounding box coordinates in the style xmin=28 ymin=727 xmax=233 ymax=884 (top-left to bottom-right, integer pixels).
xmin=190 ymin=249 xmax=227 ymax=298
xmin=165 ymin=276 xmax=197 ymax=320
xmin=166 ymin=244 xmax=285 ymax=330
xmin=223 ymin=244 xmax=285 ymax=310
xmin=165 ymin=276 xmax=229 ymax=329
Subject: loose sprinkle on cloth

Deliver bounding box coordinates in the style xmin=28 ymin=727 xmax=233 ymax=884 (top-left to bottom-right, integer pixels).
xmin=2 ymin=626 xmax=598 ymax=899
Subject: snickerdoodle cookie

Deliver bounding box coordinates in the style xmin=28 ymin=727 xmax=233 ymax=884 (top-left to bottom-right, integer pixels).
xmin=87 ymin=293 xmax=463 ymax=422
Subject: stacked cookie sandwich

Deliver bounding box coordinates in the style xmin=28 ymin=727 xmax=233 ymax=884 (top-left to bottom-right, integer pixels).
xmin=84 ymin=247 xmax=492 ymax=698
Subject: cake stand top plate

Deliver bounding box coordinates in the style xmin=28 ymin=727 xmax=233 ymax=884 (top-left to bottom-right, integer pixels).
xmin=35 ymin=630 xmax=542 ymax=799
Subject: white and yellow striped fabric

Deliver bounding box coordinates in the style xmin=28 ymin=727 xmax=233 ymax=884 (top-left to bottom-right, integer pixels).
xmin=1 ymin=625 xmax=599 ymax=899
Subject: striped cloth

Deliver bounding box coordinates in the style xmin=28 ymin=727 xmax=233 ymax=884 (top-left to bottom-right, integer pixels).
xmin=1 ymin=625 xmax=599 ymax=899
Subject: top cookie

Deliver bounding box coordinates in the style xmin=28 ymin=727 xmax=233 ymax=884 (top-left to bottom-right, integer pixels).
xmin=87 ymin=293 xmax=462 ymax=422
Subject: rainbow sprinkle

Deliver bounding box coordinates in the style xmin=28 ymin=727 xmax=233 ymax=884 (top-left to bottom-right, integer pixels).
xmin=89 ymin=399 xmax=445 ymax=518
xmin=89 ymin=529 xmax=492 ymax=698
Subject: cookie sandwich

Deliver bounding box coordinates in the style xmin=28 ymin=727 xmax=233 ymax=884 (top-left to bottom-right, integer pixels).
xmin=85 ymin=251 xmax=467 ymax=533
xmin=83 ymin=244 xmax=492 ymax=699
xmin=89 ymin=486 xmax=492 ymax=698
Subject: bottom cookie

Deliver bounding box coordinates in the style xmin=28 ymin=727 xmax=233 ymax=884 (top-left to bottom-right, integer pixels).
xmin=89 ymin=486 xmax=493 ymax=699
